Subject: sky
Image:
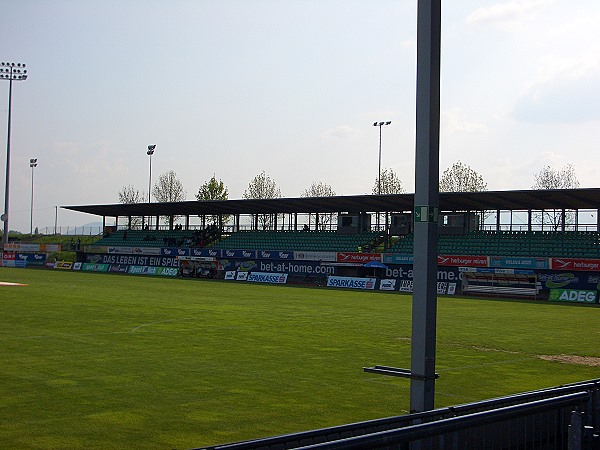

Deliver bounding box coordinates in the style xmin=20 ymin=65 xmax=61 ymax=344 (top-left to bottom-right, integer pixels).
xmin=1 ymin=0 xmax=599 ymax=233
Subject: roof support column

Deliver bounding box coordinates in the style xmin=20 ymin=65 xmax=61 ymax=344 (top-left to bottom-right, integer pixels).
xmin=411 ymin=0 xmax=441 ymax=414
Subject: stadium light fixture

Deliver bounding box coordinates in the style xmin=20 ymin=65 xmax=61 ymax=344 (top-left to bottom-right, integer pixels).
xmin=30 ymin=158 xmax=37 ymax=235
xmin=372 ymin=120 xmax=392 ymax=195
xmin=146 ymin=145 xmax=156 ymax=229
xmin=1 ymin=62 xmax=28 ymax=245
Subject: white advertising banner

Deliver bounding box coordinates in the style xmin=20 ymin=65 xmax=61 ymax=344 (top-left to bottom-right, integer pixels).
xmin=326 ymin=276 xmax=377 ymax=290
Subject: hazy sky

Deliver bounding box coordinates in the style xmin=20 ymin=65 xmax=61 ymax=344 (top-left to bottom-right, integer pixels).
xmin=1 ymin=0 xmax=599 ymax=232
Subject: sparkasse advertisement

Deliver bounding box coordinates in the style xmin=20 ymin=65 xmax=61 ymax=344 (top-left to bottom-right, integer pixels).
xmin=327 ymin=276 xmax=376 ymax=290
xmin=247 ymin=272 xmax=288 ymax=284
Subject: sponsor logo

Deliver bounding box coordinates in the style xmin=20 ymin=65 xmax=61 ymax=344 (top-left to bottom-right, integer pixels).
xmin=549 ymin=289 xmax=597 ymax=303
xmin=247 ymin=272 xmax=288 ymax=284
xmin=552 ymin=258 xmax=600 ymax=271
xmin=379 ymin=279 xmax=397 ymax=291
xmin=242 ymin=250 xmax=252 ymax=258
xmin=327 ymin=276 xmax=376 ymax=290
xmin=226 ymin=250 xmax=235 ymax=257
xmin=236 ymin=271 xmax=249 ymax=281
xmin=336 ymin=253 xmax=381 ymax=263
xmin=224 ymin=271 xmax=236 ymax=280
xmin=438 ymin=255 xmax=487 ymax=267
xmin=55 ymin=261 xmax=73 ymax=270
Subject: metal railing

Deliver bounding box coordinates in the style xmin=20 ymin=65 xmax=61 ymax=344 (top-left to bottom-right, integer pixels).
xmin=197 ymin=379 xmax=600 ymax=450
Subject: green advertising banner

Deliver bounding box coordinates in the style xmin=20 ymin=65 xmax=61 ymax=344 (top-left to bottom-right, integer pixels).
xmin=549 ymin=289 xmax=597 ymax=304
xmin=82 ymin=263 xmax=109 ymax=272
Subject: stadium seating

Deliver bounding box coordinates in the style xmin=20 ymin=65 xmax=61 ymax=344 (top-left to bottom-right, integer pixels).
xmin=210 ymin=230 xmax=380 ymax=252
xmin=387 ymin=230 xmax=600 ymax=258
xmin=90 ymin=228 xmax=600 ymax=258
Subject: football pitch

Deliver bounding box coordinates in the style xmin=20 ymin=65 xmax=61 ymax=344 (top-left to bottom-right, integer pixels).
xmin=1 ymin=268 xmax=599 ymax=449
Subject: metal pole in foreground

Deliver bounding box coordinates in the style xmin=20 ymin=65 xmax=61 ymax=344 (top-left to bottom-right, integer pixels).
xmin=1 ymin=62 xmax=27 ymax=246
xmin=410 ymin=0 xmax=442 ymax=414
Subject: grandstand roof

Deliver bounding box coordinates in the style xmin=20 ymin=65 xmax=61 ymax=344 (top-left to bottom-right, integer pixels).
xmin=63 ymin=188 xmax=600 ymax=219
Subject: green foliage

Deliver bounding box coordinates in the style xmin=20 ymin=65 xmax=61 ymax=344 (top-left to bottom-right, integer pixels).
xmin=243 ymin=171 xmax=281 ymax=230
xmin=372 ymin=168 xmax=404 ymax=195
xmin=46 ymin=251 xmax=77 ymax=262
xmin=0 ymin=268 xmax=598 ymax=449
xmin=196 ymin=175 xmax=230 ymax=225
xmin=439 ymin=161 xmax=487 ymax=193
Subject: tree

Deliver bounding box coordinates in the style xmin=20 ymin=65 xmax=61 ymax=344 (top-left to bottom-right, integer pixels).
xmin=243 ymin=171 xmax=281 ymax=230
xmin=372 ymin=168 xmax=405 ymax=195
xmin=532 ymin=164 xmax=580 ymax=230
xmin=152 ymin=170 xmax=187 ymax=226
xmin=439 ymin=161 xmax=487 ymax=193
xmin=302 ymin=181 xmax=336 ymax=230
xmin=440 ymin=161 xmax=488 ymax=226
xmin=117 ymin=185 xmax=145 ymax=228
xmin=196 ymin=175 xmax=230 ymax=226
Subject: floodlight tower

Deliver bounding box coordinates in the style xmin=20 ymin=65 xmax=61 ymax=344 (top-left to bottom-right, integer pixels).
xmin=30 ymin=158 xmax=37 ymax=234
xmin=1 ymin=62 xmax=28 ymax=246
xmin=147 ymin=145 xmax=156 ymax=229
xmin=373 ymin=121 xmax=391 ymax=195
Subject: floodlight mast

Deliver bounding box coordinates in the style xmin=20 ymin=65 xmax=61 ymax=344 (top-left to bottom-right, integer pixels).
xmin=147 ymin=145 xmax=156 ymax=229
xmin=373 ymin=121 xmax=392 ymax=196
xmin=1 ymin=62 xmax=28 ymax=246
xmin=30 ymin=158 xmax=38 ymax=235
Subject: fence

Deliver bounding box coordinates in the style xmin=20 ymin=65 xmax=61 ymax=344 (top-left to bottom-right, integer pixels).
xmin=197 ymin=379 xmax=600 ymax=450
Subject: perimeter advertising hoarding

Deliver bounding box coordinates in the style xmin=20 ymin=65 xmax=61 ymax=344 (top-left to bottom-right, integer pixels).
xmin=550 ymin=258 xmax=600 ymax=272
xmin=247 ymin=272 xmax=288 ymax=284
xmin=82 ymin=263 xmax=109 ymax=272
xmin=382 ymin=254 xmax=414 ymax=265
xmin=397 ymin=280 xmax=458 ymax=295
xmin=190 ymin=248 xmax=223 ymax=258
xmin=294 ymin=251 xmax=337 ymax=262
xmin=336 ymin=253 xmax=381 ymax=263
xmin=490 ymin=256 xmax=549 ymax=270
xmin=218 ymin=259 xmax=336 ymax=276
xmin=327 ymin=276 xmax=377 ymax=290
xmin=87 ymin=253 xmax=179 ymax=267
xmin=3 ymin=253 xmax=47 ymax=267
xmin=257 ymin=250 xmax=294 ymax=260
xmin=222 ymin=249 xmax=256 ymax=259
xmin=537 ymin=270 xmax=600 ymax=291
xmin=161 ymin=248 xmax=191 ymax=257
xmin=437 ymin=255 xmax=488 ymax=267
xmin=127 ymin=266 xmax=178 ymax=276
xmin=549 ymin=289 xmax=597 ymax=304
xmin=383 ymin=265 xmax=461 ymax=284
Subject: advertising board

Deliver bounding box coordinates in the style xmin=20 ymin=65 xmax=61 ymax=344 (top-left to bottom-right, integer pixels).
xmin=551 ymin=258 xmax=600 ymax=272
xmin=257 ymin=250 xmax=294 ymax=260
xmin=82 ymin=263 xmax=109 ymax=272
xmin=222 ymin=249 xmax=256 ymax=259
xmin=382 ymin=253 xmax=414 ymax=265
xmin=336 ymin=253 xmax=381 ymax=263
xmin=247 ymin=272 xmax=288 ymax=284
xmin=549 ymin=289 xmax=598 ymax=303
xmin=224 ymin=271 xmax=237 ymax=280
xmin=191 ymin=248 xmax=222 ymax=258
xmin=326 ymin=276 xmax=376 ymax=290
xmin=87 ymin=254 xmax=179 ymax=267
xmin=437 ymin=255 xmax=488 ymax=267
xmin=379 ymin=279 xmax=397 ymax=291
xmin=293 ymin=251 xmax=337 ymax=262
xmin=490 ymin=256 xmax=549 ymax=270
xmin=127 ymin=266 xmax=178 ymax=276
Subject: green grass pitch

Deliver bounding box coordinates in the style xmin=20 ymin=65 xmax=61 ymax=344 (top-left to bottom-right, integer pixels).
xmin=1 ymin=267 xmax=599 ymax=449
